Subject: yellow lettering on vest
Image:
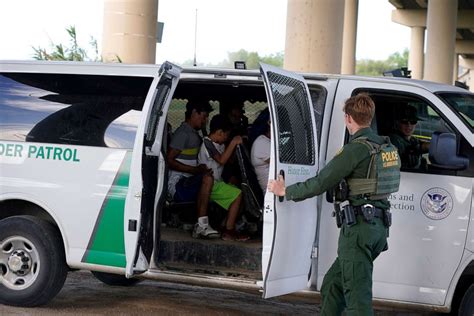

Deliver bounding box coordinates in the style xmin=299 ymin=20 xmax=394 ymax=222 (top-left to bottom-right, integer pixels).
xmin=383 ymin=160 xmax=399 ymax=168
xmin=381 ymin=150 xmax=400 ymax=168
xmin=382 ymin=150 xmax=399 ymax=163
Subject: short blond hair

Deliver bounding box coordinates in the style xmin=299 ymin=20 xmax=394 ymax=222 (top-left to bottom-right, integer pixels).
xmin=343 ymin=93 xmax=375 ymax=126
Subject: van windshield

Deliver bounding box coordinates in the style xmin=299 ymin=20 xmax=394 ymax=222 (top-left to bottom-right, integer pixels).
xmin=438 ymin=92 xmax=474 ymax=130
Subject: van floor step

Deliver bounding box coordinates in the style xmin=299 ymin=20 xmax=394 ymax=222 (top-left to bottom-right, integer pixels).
xmin=156 ymin=262 xmax=261 ymax=280
xmin=158 ymin=227 xmax=262 ymax=272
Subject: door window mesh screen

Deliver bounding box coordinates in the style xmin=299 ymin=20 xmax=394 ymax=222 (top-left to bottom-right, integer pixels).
xmin=267 ymin=71 xmax=315 ymax=165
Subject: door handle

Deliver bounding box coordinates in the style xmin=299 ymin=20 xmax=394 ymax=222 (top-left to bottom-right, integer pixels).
xmin=279 ymin=169 xmax=285 ymax=202
xmin=134 ymin=192 xmax=142 ymax=199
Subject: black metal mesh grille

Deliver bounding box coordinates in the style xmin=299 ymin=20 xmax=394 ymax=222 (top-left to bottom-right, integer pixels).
xmin=267 ymin=71 xmax=315 ymax=165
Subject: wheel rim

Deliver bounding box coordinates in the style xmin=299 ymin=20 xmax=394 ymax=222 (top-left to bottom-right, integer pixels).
xmin=0 ymin=236 xmax=40 ymax=290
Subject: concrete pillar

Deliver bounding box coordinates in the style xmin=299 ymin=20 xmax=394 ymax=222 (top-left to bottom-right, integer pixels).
xmin=341 ymin=0 xmax=358 ymax=75
xmin=284 ymin=0 xmax=345 ymax=73
xmin=102 ymin=0 xmax=158 ymax=64
xmin=423 ymin=0 xmax=458 ymax=84
xmin=408 ymin=26 xmax=425 ymax=80
xmin=470 ymin=70 xmax=474 ymax=92
xmin=453 ymin=54 xmax=459 ymax=83
xmin=460 ymin=58 xmax=474 ymax=92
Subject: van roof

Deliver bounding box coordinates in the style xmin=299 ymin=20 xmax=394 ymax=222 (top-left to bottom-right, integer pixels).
xmin=1 ymin=60 xmax=470 ymax=94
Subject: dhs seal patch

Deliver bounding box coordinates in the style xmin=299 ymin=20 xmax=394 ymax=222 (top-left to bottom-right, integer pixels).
xmin=420 ymin=188 xmax=453 ymax=220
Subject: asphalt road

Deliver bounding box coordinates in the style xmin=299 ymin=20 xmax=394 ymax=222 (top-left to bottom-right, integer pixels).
xmin=1 ymin=270 xmax=441 ymax=315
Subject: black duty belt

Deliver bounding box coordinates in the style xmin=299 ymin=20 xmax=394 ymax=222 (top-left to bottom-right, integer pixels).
xmin=353 ymin=205 xmax=385 ymax=219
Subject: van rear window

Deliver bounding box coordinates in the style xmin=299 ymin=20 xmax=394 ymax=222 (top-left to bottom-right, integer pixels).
xmin=0 ymin=73 xmax=153 ymax=148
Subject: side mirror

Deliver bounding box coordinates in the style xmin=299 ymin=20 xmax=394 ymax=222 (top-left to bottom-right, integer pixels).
xmin=429 ymin=132 xmax=469 ymax=171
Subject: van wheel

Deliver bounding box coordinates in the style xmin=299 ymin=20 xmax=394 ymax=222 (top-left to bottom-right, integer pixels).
xmin=91 ymin=271 xmax=142 ymax=286
xmin=458 ymin=284 xmax=474 ymax=316
xmin=0 ymin=216 xmax=68 ymax=307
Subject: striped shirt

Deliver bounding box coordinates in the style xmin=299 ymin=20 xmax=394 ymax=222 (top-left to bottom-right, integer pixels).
xmin=168 ymin=122 xmax=202 ymax=198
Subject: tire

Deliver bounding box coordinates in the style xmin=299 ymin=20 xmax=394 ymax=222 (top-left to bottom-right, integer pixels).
xmin=458 ymin=284 xmax=474 ymax=316
xmin=91 ymin=271 xmax=142 ymax=286
xmin=0 ymin=216 xmax=68 ymax=307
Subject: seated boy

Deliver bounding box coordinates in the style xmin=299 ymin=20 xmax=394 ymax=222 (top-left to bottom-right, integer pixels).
xmin=198 ymin=114 xmax=250 ymax=241
xmin=167 ymin=100 xmax=218 ymax=239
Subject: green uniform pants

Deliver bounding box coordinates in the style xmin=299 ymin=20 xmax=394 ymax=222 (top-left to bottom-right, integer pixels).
xmin=320 ymin=216 xmax=388 ymax=316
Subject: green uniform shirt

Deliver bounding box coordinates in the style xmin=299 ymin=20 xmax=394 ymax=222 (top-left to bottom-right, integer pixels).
xmin=389 ymin=132 xmax=422 ymax=169
xmin=285 ymin=127 xmax=390 ymax=209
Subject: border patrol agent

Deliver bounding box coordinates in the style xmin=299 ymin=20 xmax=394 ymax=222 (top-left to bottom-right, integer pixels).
xmin=268 ymin=93 xmax=401 ymax=315
xmin=389 ymin=104 xmax=428 ymax=169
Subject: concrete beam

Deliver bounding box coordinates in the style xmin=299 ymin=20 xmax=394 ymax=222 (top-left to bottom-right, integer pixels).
xmin=392 ymin=9 xmax=426 ymax=27
xmin=392 ymin=9 xmax=474 ymax=29
xmin=456 ymin=40 xmax=474 ymax=54
xmin=388 ymin=0 xmax=427 ymax=9
xmin=389 ymin=0 xmax=404 ymax=9
xmin=415 ymin=0 xmax=428 ymax=9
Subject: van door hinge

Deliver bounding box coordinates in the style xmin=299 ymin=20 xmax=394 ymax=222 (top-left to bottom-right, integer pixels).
xmin=311 ymin=246 xmax=318 ymax=259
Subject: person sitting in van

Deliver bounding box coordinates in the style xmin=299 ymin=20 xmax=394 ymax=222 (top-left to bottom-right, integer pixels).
xmin=389 ymin=104 xmax=429 ymax=169
xmin=220 ymin=101 xmax=249 ymax=185
xmin=198 ymin=114 xmax=250 ymax=241
xmin=226 ymin=101 xmax=249 ymax=140
xmin=167 ymin=100 xmax=219 ymax=239
xmin=250 ymin=109 xmax=271 ymax=192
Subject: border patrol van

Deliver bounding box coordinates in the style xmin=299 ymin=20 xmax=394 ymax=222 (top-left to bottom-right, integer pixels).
xmin=0 ymin=61 xmax=473 ymax=314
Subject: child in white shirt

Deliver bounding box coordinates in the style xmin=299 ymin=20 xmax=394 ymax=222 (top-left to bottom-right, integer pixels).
xmin=198 ymin=114 xmax=249 ymax=241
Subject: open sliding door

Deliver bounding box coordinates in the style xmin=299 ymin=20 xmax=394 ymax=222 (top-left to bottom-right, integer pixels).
xmin=260 ymin=63 xmax=320 ymax=298
xmin=124 ymin=62 xmax=182 ymax=277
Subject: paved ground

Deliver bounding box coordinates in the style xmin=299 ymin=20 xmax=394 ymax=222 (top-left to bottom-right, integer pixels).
xmin=1 ymin=270 xmax=442 ymax=315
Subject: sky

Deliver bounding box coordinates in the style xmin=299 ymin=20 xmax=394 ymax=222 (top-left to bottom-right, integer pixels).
xmin=0 ymin=0 xmax=410 ymax=65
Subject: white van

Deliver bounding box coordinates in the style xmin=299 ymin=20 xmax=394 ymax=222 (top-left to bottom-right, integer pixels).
xmin=0 ymin=61 xmax=473 ymax=314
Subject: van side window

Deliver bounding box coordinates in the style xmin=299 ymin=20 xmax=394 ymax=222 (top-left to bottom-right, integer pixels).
xmin=309 ymin=86 xmax=327 ymax=146
xmin=355 ymin=90 xmax=474 ymax=176
xmin=268 ymin=72 xmax=316 ymax=165
xmin=0 ymin=73 xmax=152 ymax=149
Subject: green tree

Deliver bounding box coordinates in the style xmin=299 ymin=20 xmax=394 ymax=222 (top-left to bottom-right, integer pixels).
xmin=213 ymin=49 xmax=284 ymax=69
xmin=180 ymin=59 xmax=205 ymax=67
xmin=387 ymin=48 xmax=409 ymax=68
xmin=260 ymin=52 xmax=284 ymax=67
xmin=356 ymin=49 xmax=409 ymax=76
xmin=32 ymin=26 xmax=105 ymax=62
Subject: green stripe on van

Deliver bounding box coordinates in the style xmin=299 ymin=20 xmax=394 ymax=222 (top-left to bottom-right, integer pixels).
xmin=82 ymin=152 xmax=132 ymax=268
